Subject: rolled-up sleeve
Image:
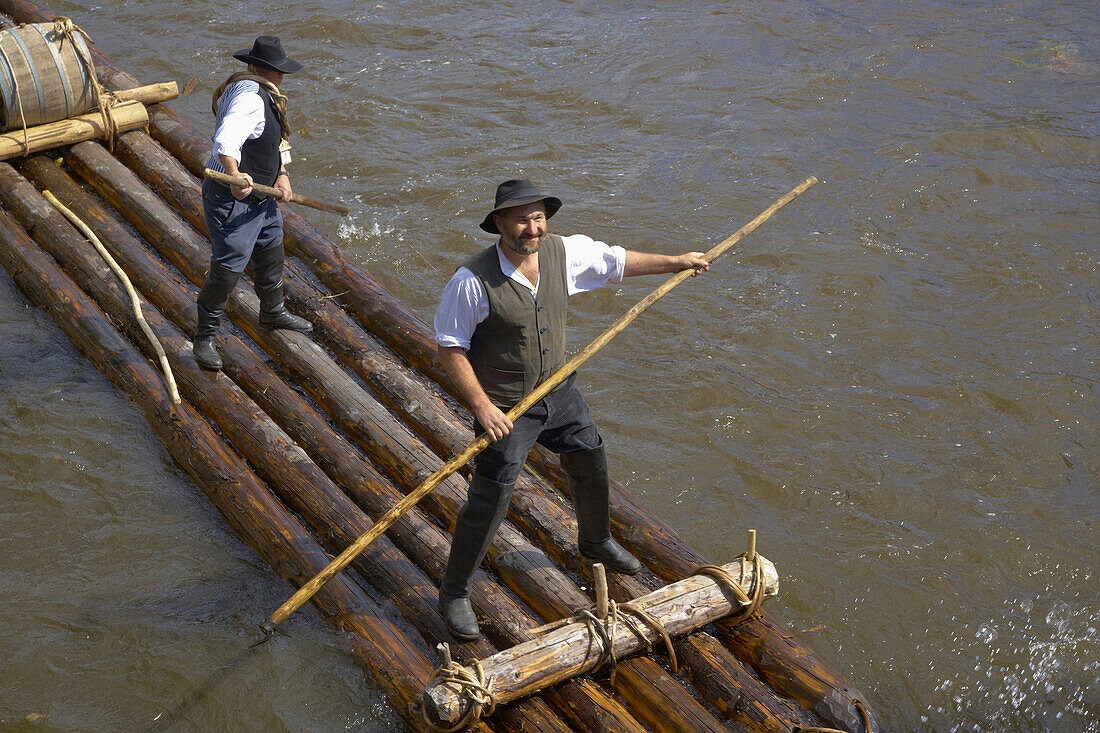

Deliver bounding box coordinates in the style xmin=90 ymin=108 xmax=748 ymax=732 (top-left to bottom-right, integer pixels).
xmin=563 ymin=233 xmax=626 ymax=294
xmin=434 ymin=268 xmax=489 ymax=349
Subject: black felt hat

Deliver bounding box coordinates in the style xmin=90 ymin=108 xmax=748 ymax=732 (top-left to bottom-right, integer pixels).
xmin=233 ymin=36 xmax=302 ymax=74
xmin=480 ymin=179 xmax=563 ymax=234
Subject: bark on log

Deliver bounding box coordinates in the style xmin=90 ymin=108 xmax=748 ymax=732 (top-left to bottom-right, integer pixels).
xmin=0 ymin=202 xmax=445 ymax=732
xmin=424 ymin=556 xmax=778 ymax=727
xmin=0 ymin=99 xmax=147 ymax=160
xmin=111 ymin=81 xmax=178 ymax=105
xmin=18 ymin=154 xmax=655 ymax=733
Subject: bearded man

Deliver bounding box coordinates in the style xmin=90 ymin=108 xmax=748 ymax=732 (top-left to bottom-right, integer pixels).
xmin=433 ymin=179 xmax=708 ymax=640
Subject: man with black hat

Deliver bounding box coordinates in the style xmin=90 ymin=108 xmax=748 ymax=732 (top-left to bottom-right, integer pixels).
xmin=193 ymin=35 xmax=312 ymax=372
xmin=433 ymin=179 xmax=709 ymax=640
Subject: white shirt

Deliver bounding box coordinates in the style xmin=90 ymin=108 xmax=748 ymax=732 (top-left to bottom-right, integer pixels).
xmin=206 ymin=80 xmax=266 ymax=172
xmin=434 ymin=234 xmax=626 ymax=350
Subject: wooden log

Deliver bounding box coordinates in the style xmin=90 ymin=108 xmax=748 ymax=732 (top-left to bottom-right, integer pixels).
xmin=18 ymin=154 xmax=654 ymax=733
xmin=0 ymin=200 xmax=444 ymax=732
xmin=424 ymin=556 xmax=778 ymax=727
xmin=676 ymin=633 xmax=824 ymax=732
xmin=0 ymin=99 xmax=146 ymax=160
xmin=112 ymin=81 xmax=178 ymax=105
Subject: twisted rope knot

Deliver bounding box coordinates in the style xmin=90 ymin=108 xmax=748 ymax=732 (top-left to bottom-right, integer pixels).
xmin=51 ymin=16 xmax=119 ymax=150
xmin=693 ymin=550 xmax=767 ymax=625
xmin=424 ymin=653 xmax=496 ymax=732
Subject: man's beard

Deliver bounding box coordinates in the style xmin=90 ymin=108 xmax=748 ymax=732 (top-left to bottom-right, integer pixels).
xmin=502 ymin=231 xmax=547 ymax=255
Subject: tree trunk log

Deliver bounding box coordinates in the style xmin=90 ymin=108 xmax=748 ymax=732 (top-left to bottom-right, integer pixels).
xmin=112 ymin=81 xmax=178 ymax=105
xmin=0 ymin=99 xmax=147 ymax=160
xmin=424 ymin=556 xmax=777 ymax=727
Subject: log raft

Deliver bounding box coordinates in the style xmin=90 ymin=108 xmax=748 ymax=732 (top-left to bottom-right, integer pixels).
xmin=0 ymin=2 xmax=882 ymax=731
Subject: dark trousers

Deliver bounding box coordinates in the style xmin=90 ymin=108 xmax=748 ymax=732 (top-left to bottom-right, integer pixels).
xmin=201 ymin=179 xmax=282 ymax=273
xmin=473 ymin=373 xmax=602 ymax=484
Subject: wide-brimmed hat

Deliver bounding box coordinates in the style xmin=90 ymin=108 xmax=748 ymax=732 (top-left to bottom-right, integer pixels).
xmin=233 ymin=35 xmax=302 ymax=74
xmin=480 ymin=179 xmax=562 ymax=234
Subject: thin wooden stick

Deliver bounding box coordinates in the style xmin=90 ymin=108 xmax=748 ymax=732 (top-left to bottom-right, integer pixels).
xmin=203 ymin=167 xmax=349 ymax=215
xmin=42 ymin=189 xmax=181 ymax=405
xmin=593 ymin=564 xmax=609 ymax=620
xmin=261 ymin=176 xmax=819 ymax=635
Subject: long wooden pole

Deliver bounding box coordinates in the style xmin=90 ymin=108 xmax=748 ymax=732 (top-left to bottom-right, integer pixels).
xmin=264 ymin=176 xmax=818 ymax=634
xmin=202 ymin=167 xmax=349 ymax=215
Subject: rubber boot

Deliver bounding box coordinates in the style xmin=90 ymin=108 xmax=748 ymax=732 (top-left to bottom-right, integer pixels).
xmin=439 ymin=474 xmax=515 ymax=641
xmin=250 ymin=243 xmax=313 ymax=332
xmin=561 ymin=445 xmax=642 ymax=575
xmin=193 ymin=262 xmax=241 ymax=371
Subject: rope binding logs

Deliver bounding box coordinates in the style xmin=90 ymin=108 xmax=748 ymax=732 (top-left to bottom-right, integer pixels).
xmin=423 ymin=529 xmax=774 ymax=730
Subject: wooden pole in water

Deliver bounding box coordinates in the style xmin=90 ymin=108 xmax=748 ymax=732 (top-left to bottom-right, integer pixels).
xmin=264 ymin=176 xmax=818 ymax=633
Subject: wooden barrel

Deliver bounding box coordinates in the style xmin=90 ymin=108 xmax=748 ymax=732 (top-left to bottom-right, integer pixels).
xmin=0 ymin=21 xmax=96 ymax=131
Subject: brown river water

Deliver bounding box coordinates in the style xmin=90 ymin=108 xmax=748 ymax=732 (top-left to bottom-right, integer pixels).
xmin=1 ymin=1 xmax=1096 ymax=731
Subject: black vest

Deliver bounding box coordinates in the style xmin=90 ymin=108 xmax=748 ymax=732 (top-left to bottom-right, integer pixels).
xmin=239 ymin=87 xmax=282 ymax=187
xmin=463 ymin=235 xmax=569 ymax=410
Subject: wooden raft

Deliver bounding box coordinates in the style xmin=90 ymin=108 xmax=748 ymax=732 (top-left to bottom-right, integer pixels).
xmin=0 ymin=3 xmax=883 ymax=732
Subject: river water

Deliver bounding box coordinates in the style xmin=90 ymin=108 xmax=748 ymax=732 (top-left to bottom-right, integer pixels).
xmin=0 ymin=1 xmax=1095 ymax=731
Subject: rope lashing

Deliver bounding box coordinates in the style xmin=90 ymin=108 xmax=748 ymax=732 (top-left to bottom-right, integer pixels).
xmin=51 ymin=17 xmax=119 ymax=150
xmin=530 ymin=569 xmax=680 ymax=688
xmin=423 ymin=643 xmax=497 ymax=732
xmin=693 ymin=553 xmax=767 ymax=625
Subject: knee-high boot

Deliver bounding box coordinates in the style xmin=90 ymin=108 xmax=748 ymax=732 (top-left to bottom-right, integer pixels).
xmin=438 ymin=474 xmax=514 ymax=640
xmin=193 ymin=262 xmax=241 ymax=371
xmin=561 ymin=445 xmax=642 ymax=575
xmin=250 ymin=243 xmax=312 ymax=332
